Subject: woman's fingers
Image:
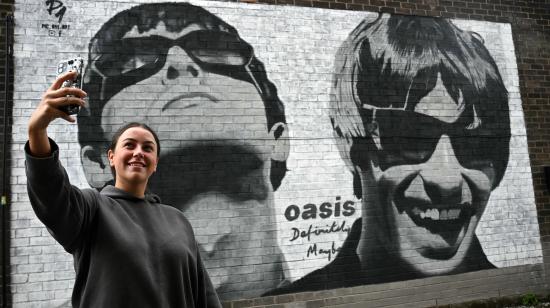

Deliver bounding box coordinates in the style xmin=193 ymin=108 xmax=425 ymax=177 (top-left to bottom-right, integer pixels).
xmin=40 ymin=95 xmax=85 ymax=116
xmin=47 ymin=95 xmax=86 ymax=109
xmin=57 ymin=110 xmax=77 ymax=123
xmin=44 ymin=102 xmax=76 ymax=122
xmin=35 ymin=91 xmax=85 ymax=126
xmin=49 ymin=70 xmax=78 ymax=91
xmin=49 ymin=86 xmax=87 ymax=99
xmin=29 ymin=72 xmax=86 ymax=134
xmin=43 ymin=73 xmax=87 ymax=117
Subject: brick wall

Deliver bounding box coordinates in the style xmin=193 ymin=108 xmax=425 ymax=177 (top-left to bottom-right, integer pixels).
xmin=9 ymin=0 xmax=550 ymax=307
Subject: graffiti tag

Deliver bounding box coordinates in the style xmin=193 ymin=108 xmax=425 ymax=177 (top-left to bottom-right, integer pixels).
xmin=41 ymin=23 xmax=70 ymax=37
xmin=45 ymin=0 xmax=67 ymax=23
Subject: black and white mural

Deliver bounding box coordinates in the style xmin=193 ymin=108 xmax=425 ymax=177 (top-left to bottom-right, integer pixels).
xmin=269 ymin=14 xmax=512 ymax=294
xmin=77 ymin=3 xmax=288 ymax=299
xmin=12 ymin=0 xmax=543 ymax=304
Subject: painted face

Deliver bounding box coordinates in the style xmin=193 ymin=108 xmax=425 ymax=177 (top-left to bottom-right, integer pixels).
xmin=108 ymin=127 xmax=159 ymax=192
xmin=364 ymin=75 xmax=498 ymax=275
xmin=99 ymin=23 xmax=284 ymax=299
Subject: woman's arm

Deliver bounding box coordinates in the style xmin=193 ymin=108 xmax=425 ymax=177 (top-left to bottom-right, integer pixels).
xmin=26 ymin=72 xmax=94 ymax=253
xmin=28 ymin=71 xmax=86 ymax=157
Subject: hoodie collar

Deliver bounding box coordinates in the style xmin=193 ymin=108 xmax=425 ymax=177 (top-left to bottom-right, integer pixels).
xmin=100 ymin=185 xmax=162 ymax=203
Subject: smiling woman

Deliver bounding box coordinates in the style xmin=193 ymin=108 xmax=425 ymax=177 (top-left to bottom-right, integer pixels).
xmin=106 ymin=123 xmax=159 ymax=197
xmin=25 ymin=73 xmax=222 ymax=307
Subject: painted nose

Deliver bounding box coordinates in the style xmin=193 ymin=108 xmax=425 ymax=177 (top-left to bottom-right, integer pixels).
xmin=418 ymin=135 xmax=468 ymax=204
xmin=162 ymin=45 xmax=203 ymax=83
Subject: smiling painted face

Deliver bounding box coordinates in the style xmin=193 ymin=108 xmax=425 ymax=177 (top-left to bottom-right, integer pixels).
xmin=363 ymin=75 xmax=498 ymax=275
xmin=97 ymin=23 xmax=286 ymax=299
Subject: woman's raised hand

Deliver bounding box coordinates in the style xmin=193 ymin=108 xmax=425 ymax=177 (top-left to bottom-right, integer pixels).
xmin=28 ymin=71 xmax=87 ymax=157
xmin=29 ymin=71 xmax=87 ymax=130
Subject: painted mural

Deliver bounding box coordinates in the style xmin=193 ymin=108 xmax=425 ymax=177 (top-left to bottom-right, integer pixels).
xmin=269 ymin=14 xmax=511 ymax=294
xmin=77 ymin=3 xmax=289 ymax=299
xmin=13 ymin=0 xmax=543 ymax=304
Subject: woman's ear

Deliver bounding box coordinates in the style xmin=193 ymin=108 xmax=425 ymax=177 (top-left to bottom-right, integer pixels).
xmin=269 ymin=122 xmax=289 ymax=162
xmin=107 ymin=148 xmax=115 ymax=167
xmin=81 ymin=145 xmax=112 ymax=189
xmin=153 ymin=155 xmax=159 ymax=173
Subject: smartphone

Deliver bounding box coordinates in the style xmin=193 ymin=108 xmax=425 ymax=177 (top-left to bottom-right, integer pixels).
xmin=56 ymin=57 xmax=84 ymax=115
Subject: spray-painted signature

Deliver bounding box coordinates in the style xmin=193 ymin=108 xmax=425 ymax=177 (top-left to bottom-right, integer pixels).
xmin=45 ymin=0 xmax=67 ymax=23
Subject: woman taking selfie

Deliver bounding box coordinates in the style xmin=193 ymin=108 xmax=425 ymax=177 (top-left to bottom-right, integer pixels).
xmin=26 ymin=71 xmax=221 ymax=307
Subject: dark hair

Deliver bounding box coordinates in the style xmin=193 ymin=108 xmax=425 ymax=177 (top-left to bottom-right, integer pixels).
xmin=330 ymin=14 xmax=511 ymax=197
xmin=108 ymin=122 xmax=161 ymax=179
xmin=78 ymin=2 xmax=287 ymax=190
xmin=109 ymin=122 xmax=161 ymax=155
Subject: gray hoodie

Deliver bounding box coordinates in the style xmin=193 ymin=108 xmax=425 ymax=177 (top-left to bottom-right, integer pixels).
xmin=26 ymin=139 xmax=221 ymax=308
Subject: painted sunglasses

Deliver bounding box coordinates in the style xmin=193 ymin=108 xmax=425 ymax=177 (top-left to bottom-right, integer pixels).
xmin=359 ymin=106 xmax=508 ymax=171
xmin=90 ymin=30 xmax=262 ymax=100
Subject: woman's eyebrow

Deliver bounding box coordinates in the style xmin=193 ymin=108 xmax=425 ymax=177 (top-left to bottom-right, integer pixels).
xmin=122 ymin=138 xmax=156 ymax=145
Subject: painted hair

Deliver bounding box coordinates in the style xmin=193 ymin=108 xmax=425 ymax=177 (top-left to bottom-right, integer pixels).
xmin=78 ymin=2 xmax=287 ymax=190
xmin=330 ymin=14 xmax=511 ymax=197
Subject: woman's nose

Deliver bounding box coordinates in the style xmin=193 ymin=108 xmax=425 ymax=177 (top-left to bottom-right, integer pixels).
xmin=162 ymin=45 xmax=202 ymax=83
xmin=133 ymin=148 xmax=145 ymax=158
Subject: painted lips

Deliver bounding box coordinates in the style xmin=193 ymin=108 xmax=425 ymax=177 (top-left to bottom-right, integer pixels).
xmin=410 ymin=204 xmax=471 ymax=221
xmin=391 ymin=173 xmax=477 ymax=244
xmin=162 ymin=93 xmax=219 ymax=111
xmin=404 ymin=203 xmax=475 ymax=235
xmin=392 ymin=177 xmax=476 ymax=247
xmin=402 ymin=201 xmax=475 ymax=247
